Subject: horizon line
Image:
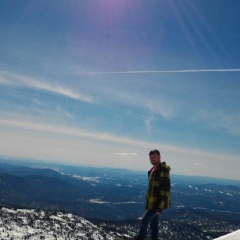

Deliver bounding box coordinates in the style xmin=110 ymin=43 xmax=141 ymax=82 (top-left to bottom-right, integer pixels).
xmin=0 ymin=156 xmax=239 ymax=182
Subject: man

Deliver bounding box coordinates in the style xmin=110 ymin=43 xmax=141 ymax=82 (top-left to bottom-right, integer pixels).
xmin=134 ymin=149 xmax=171 ymax=240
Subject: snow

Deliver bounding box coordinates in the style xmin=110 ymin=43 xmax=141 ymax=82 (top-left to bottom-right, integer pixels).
xmin=72 ymin=175 xmax=100 ymax=183
xmin=194 ymin=207 xmax=207 ymax=210
xmin=89 ymin=198 xmax=110 ymax=204
xmin=214 ymin=230 xmax=240 ymax=240
xmin=176 ymin=205 xmax=186 ymax=208
xmin=1 ymin=207 xmax=16 ymax=213
xmin=1 ymin=206 xmax=239 ymax=240
xmin=0 ymin=206 xmax=127 ymax=239
xmin=204 ymin=189 xmax=213 ymax=192
xmin=89 ymin=199 xmax=143 ymax=204
xmin=17 ymin=209 xmax=35 ymax=214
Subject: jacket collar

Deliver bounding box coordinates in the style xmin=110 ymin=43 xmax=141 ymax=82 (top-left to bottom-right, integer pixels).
xmin=148 ymin=161 xmax=166 ymax=173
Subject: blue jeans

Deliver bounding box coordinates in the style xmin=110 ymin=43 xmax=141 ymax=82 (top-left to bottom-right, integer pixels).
xmin=137 ymin=210 xmax=159 ymax=240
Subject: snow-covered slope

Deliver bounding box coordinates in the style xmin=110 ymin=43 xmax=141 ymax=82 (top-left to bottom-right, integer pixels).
xmin=1 ymin=205 xmax=239 ymax=240
xmin=0 ymin=207 xmax=132 ymax=239
xmin=214 ymin=230 xmax=240 ymax=240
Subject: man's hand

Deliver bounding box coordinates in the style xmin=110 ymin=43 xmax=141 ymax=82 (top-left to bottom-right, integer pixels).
xmin=156 ymin=211 xmax=161 ymax=215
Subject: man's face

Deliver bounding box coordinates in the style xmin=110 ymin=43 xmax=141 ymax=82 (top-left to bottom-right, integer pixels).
xmin=150 ymin=153 xmax=161 ymax=166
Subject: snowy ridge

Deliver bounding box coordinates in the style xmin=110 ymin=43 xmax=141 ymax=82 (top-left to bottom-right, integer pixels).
xmin=0 ymin=206 xmax=239 ymax=239
xmin=0 ymin=207 xmax=132 ymax=239
xmin=214 ymin=230 xmax=240 ymax=240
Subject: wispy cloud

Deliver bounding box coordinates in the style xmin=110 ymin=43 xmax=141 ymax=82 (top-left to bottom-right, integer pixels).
xmin=56 ymin=105 xmax=74 ymax=119
xmin=0 ymin=113 xmax=239 ymax=179
xmin=193 ymin=110 xmax=240 ymax=137
xmin=0 ymin=75 xmax=12 ymax=84
xmin=0 ymin=117 xmax=147 ymax=147
xmin=94 ymin=84 xmax=175 ymax=121
xmin=0 ymin=71 xmax=94 ymax=103
xmin=145 ymin=101 xmax=174 ymax=119
xmin=145 ymin=116 xmax=155 ymax=135
xmin=32 ymin=98 xmax=47 ymax=107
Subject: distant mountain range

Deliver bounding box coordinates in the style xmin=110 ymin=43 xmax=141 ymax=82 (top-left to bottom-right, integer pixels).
xmin=0 ymin=159 xmax=239 ymax=239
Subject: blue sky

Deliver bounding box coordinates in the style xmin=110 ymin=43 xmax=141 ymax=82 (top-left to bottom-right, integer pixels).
xmin=0 ymin=0 xmax=240 ymax=180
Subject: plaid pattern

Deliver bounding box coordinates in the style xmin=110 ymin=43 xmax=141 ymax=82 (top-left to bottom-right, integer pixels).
xmin=145 ymin=162 xmax=171 ymax=212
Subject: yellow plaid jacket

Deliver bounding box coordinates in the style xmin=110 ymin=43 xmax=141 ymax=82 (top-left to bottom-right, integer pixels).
xmin=145 ymin=162 xmax=171 ymax=212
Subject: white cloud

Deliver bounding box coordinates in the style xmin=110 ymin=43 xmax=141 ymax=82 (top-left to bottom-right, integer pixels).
xmin=116 ymin=153 xmax=130 ymax=156
xmin=129 ymin=153 xmax=138 ymax=156
xmin=0 ymin=71 xmax=94 ymax=103
xmin=116 ymin=152 xmax=138 ymax=156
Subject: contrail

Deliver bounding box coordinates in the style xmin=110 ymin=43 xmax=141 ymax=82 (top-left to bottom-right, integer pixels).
xmin=77 ymin=69 xmax=240 ymax=75
xmin=2 ymin=69 xmax=239 ymax=76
